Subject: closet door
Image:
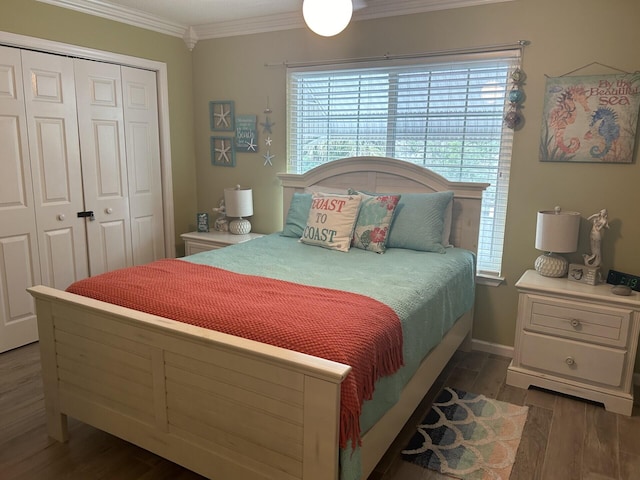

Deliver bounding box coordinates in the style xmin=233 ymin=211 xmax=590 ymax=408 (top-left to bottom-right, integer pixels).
xmin=122 ymin=66 xmax=165 ymax=264
xmin=0 ymin=46 xmax=41 ymax=352
xmin=74 ymin=58 xmax=133 ymax=275
xmin=21 ymin=50 xmax=89 ymax=290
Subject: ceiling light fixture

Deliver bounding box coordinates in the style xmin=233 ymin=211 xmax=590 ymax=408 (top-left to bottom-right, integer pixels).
xmin=303 ymin=0 xmax=353 ymax=37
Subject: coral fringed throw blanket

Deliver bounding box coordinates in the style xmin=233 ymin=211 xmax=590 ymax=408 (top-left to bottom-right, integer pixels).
xmin=67 ymin=259 xmax=403 ymax=448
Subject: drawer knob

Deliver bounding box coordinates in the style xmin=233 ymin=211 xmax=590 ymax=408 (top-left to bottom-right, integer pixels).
xmin=570 ymin=319 xmax=581 ymax=328
xmin=565 ymin=356 xmax=575 ymax=366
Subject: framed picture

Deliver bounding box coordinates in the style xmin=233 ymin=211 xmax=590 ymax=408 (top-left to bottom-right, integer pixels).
xmin=235 ymin=114 xmax=258 ymax=152
xmin=196 ymin=213 xmax=209 ymax=232
xmin=568 ymin=263 xmax=600 ymax=286
xmin=209 ymin=100 xmax=235 ymax=131
xmin=210 ymin=137 xmax=236 ymax=167
xmin=539 ymin=73 xmax=640 ymax=163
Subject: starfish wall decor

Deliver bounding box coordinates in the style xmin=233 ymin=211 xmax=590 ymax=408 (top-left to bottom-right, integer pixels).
xmin=209 ymin=100 xmax=235 ymax=131
xmin=210 ymin=137 xmax=236 ymax=167
xmin=235 ymin=114 xmax=258 ymax=153
xmin=260 ymin=116 xmax=275 ymax=134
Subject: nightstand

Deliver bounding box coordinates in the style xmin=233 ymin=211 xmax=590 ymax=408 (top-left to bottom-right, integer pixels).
xmin=181 ymin=231 xmax=264 ymax=255
xmin=507 ymin=269 xmax=640 ymax=415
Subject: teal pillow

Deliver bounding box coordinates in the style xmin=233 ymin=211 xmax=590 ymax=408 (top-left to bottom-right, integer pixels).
xmin=386 ymin=191 xmax=454 ymax=253
xmin=281 ymin=192 xmax=312 ymax=238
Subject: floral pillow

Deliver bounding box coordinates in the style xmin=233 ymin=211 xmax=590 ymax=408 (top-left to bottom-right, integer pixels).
xmin=349 ymin=191 xmax=401 ymax=253
xmin=300 ymin=193 xmax=362 ymax=252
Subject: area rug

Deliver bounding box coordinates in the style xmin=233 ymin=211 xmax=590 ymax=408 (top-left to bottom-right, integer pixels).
xmin=401 ymin=387 xmax=528 ymax=480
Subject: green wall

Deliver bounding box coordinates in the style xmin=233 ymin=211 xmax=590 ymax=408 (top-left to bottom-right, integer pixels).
xmin=0 ymin=0 xmax=197 ymax=257
xmin=4 ymin=0 xmax=640 ymax=372
xmin=191 ymin=0 xmax=640 ymax=372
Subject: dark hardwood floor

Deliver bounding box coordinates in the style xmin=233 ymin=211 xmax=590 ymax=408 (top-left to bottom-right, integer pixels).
xmin=1 ymin=343 xmax=638 ymax=479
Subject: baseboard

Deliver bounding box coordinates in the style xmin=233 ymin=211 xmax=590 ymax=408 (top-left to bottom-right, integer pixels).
xmin=470 ymin=338 xmax=514 ymax=358
xmin=470 ymin=338 xmax=640 ymax=394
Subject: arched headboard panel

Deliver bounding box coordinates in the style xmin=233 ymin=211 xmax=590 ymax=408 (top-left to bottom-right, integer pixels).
xmin=277 ymin=156 xmax=489 ymax=253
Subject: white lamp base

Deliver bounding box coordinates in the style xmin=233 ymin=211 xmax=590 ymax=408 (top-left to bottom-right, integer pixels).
xmin=229 ymin=217 xmax=251 ymax=235
xmin=534 ymin=252 xmax=568 ymax=277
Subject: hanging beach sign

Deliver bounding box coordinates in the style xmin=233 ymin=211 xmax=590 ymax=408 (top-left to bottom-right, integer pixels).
xmin=540 ymin=72 xmax=640 ymax=163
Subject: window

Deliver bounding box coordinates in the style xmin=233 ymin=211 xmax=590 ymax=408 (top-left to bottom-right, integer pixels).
xmin=287 ymin=52 xmax=520 ymax=277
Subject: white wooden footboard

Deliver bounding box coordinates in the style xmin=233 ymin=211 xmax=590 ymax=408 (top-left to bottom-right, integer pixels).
xmin=29 ymin=285 xmax=351 ymax=480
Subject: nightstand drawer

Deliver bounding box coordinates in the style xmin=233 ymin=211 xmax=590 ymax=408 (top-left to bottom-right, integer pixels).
xmin=185 ymin=240 xmax=224 ymax=255
xmin=181 ymin=231 xmax=264 ymax=256
xmin=521 ymin=332 xmax=626 ymax=387
xmin=520 ymin=331 xmax=625 ymax=387
xmin=523 ymin=294 xmax=631 ymax=347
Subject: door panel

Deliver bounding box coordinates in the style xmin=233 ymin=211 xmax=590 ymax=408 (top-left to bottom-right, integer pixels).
xmin=122 ymin=66 xmax=165 ymax=264
xmin=0 ymin=46 xmax=41 ymax=352
xmin=42 ymin=228 xmax=81 ymax=290
xmin=99 ymin=220 xmax=130 ymax=272
xmin=0 ymin=116 xmax=27 ymax=207
xmin=0 ymin=235 xmax=39 ymax=351
xmin=74 ymin=58 xmax=132 ymax=276
xmin=34 ymin=118 xmax=73 ymax=202
xmin=94 ymin=120 xmax=125 ymax=196
xmin=21 ymin=50 xmax=89 ymax=290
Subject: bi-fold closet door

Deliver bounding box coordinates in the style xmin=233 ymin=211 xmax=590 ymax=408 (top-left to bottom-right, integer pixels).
xmin=0 ymin=46 xmax=165 ymax=352
xmin=74 ymin=57 xmax=165 ymax=274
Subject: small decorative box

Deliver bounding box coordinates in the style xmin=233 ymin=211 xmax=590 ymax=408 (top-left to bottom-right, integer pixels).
xmin=196 ymin=213 xmax=209 ymax=232
xmin=568 ymin=263 xmax=601 ymax=286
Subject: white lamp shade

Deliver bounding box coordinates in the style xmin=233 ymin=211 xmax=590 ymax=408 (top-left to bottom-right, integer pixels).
xmin=224 ymin=186 xmax=253 ymax=218
xmin=303 ymin=0 xmax=353 ymax=37
xmin=535 ymin=209 xmax=580 ymax=253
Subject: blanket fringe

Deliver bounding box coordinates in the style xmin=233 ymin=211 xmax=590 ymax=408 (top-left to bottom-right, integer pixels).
xmin=341 ymin=343 xmax=404 ymax=449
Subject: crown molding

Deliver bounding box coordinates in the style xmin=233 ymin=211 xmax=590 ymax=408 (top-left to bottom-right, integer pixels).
xmin=353 ymin=0 xmax=512 ymax=21
xmin=192 ymin=11 xmax=305 ymax=41
xmin=36 ymin=0 xmax=186 ymax=35
xmin=37 ymin=0 xmax=513 ymax=49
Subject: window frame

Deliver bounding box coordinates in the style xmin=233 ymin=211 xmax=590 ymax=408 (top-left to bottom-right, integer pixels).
xmin=286 ymin=51 xmax=521 ymax=279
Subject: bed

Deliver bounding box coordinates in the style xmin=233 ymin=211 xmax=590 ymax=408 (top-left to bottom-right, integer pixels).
xmin=28 ymin=156 xmax=488 ymax=480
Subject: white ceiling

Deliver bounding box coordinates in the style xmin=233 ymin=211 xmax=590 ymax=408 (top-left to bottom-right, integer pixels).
xmin=37 ymin=0 xmax=510 ymax=49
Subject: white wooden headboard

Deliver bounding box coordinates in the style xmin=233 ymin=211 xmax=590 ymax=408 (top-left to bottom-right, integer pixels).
xmin=277 ymin=156 xmax=489 ymax=254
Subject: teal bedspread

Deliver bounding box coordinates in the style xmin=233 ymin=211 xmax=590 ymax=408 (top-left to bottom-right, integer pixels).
xmin=183 ymin=233 xmax=475 ymax=479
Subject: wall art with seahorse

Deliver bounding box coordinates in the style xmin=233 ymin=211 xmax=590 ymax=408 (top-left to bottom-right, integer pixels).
xmin=539 ymin=72 xmax=640 ymax=163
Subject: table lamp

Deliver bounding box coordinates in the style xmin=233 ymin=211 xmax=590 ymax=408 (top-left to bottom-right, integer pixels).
xmin=224 ymin=185 xmax=253 ymax=235
xmin=534 ymin=206 xmax=580 ymax=277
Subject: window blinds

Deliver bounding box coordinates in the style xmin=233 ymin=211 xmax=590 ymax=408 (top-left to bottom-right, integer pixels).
xmin=287 ymin=52 xmax=520 ymax=276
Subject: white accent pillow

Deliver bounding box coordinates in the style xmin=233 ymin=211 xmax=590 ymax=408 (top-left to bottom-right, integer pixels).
xmin=300 ymin=193 xmax=362 ymax=252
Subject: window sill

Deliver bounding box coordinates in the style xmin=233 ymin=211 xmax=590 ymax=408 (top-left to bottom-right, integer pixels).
xmin=476 ymin=273 xmax=505 ymax=287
